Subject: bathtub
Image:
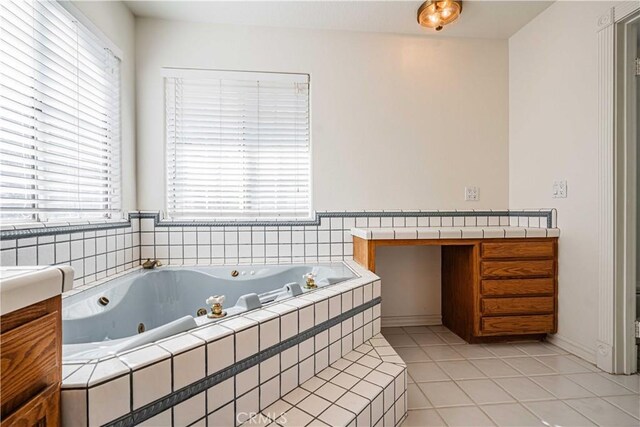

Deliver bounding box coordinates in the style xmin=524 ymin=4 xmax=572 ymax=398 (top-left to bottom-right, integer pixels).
xmin=62 ymin=263 xmax=355 ymax=361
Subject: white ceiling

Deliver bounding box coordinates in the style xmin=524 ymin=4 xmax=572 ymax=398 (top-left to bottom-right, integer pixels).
xmin=124 ymin=0 xmax=554 ymax=40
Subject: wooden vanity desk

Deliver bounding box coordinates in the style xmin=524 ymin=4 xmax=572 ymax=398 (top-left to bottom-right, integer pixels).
xmin=352 ymin=227 xmax=559 ymax=343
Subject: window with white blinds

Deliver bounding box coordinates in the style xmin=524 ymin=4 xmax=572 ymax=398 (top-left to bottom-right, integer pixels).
xmin=0 ymin=0 xmax=121 ymax=223
xmin=164 ymin=69 xmax=311 ymax=220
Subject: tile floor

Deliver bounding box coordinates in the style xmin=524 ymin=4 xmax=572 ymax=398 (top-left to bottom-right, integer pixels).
xmin=382 ymin=326 xmax=640 ymax=427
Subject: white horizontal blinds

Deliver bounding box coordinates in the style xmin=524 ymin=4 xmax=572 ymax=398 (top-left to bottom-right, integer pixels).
xmin=166 ymin=70 xmax=310 ymax=219
xmin=0 ymin=0 xmax=121 ymax=223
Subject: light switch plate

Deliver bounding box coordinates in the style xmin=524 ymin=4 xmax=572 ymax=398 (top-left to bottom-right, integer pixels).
xmin=552 ymin=180 xmax=567 ymax=198
xmin=464 ymin=186 xmax=479 ymax=201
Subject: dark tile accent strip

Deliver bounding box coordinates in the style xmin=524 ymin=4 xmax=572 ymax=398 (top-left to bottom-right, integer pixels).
xmin=103 ymin=296 xmax=382 ymax=427
xmin=144 ymin=210 xmax=554 ymax=229
xmin=0 ymin=220 xmax=132 ymax=241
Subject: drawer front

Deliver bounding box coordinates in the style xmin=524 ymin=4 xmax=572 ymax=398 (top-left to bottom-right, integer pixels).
xmin=481 ymin=297 xmax=554 ymax=316
xmin=0 ymin=383 xmax=59 ymax=427
xmin=481 ymin=260 xmax=554 ymax=278
xmin=1 ymin=312 xmax=58 ymax=417
xmin=481 ymin=315 xmax=554 ymax=335
xmin=482 ymin=241 xmax=555 ymax=259
xmin=481 ymin=278 xmax=555 ymax=296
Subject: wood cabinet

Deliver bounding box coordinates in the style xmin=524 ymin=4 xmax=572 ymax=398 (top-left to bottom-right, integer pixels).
xmin=1 ymin=296 xmax=61 ymax=427
xmin=353 ymin=236 xmax=558 ymax=343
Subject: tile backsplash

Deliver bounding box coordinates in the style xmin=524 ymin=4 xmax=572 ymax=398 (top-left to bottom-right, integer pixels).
xmin=1 ymin=219 xmax=141 ymax=287
xmin=0 ymin=209 xmax=556 ymax=287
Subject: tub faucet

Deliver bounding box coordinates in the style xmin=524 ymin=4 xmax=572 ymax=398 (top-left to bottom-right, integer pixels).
xmin=304 ymin=272 xmax=317 ymax=289
xmin=206 ymin=295 xmax=227 ymax=318
xmin=142 ymin=258 xmax=162 ymax=269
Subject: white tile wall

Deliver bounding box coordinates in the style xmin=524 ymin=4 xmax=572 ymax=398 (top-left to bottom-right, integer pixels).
xmin=1 ymin=210 xmax=555 ymax=291
xmin=1 ymin=218 xmax=140 ymax=287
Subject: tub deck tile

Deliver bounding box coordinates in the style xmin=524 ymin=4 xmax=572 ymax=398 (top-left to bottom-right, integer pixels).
xmin=247 ymin=335 xmax=407 ymax=427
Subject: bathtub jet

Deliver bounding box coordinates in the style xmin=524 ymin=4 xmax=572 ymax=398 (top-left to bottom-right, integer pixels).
xmin=62 ymin=263 xmax=355 ymax=361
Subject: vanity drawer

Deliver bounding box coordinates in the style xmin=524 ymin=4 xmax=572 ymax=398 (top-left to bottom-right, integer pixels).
xmin=482 ymin=241 xmax=555 ymax=259
xmin=481 ymin=315 xmax=554 ymax=335
xmin=0 ymin=383 xmax=59 ymax=427
xmin=481 ymin=297 xmax=554 ymax=316
xmin=481 ymin=260 xmax=554 ymax=278
xmin=481 ymin=278 xmax=554 ymax=296
xmin=1 ymin=312 xmax=59 ymax=418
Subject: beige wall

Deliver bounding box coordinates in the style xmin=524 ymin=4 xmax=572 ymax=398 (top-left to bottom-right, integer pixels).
xmin=509 ymin=1 xmax=610 ymax=361
xmin=72 ymin=1 xmax=137 ymax=212
xmin=135 ymin=18 xmax=509 ymax=212
xmin=377 ymin=246 xmax=442 ymax=325
xmin=134 ymin=18 xmax=510 ymax=324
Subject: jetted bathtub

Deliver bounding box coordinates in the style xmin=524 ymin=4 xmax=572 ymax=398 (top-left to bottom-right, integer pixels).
xmin=62 ymin=263 xmax=355 ymax=361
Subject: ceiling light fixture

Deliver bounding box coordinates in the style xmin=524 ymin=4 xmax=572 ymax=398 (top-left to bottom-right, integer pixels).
xmin=417 ymin=0 xmax=462 ymax=31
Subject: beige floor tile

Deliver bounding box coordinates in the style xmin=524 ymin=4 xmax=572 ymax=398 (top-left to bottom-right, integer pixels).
xmin=470 ymin=358 xmax=522 ymax=378
xmin=504 ymin=357 xmax=556 ymax=376
xmin=385 ymin=334 xmax=419 ymax=348
xmin=523 ymin=400 xmax=596 ymax=426
xmin=480 ymin=403 xmax=544 ymax=427
xmin=484 ymin=344 xmax=527 ymax=358
xmin=402 ymin=409 xmax=446 ymax=426
xmin=403 ymin=326 xmax=432 ymax=334
xmin=435 ymin=331 xmax=467 ymax=345
xmin=456 ymin=379 xmax=515 ymax=405
xmin=534 ymin=355 xmax=594 ymax=374
xmin=493 ymin=377 xmax=555 ymax=401
xmin=604 ymin=395 xmax=640 ymax=419
xmin=417 ymin=381 xmax=474 ymax=408
xmin=598 ymin=373 xmax=640 ymax=393
xmin=437 ymin=360 xmax=486 ymax=380
xmin=395 ymin=347 xmax=431 ymax=363
xmin=516 ymin=342 xmax=564 ymax=356
xmin=453 ymin=345 xmax=494 ymax=359
xmin=428 ymin=325 xmax=450 ymax=333
xmin=381 ymin=327 xmax=408 ymax=336
xmin=564 ymin=397 xmax=640 ymax=426
xmin=564 ymin=354 xmax=600 ymax=372
xmin=422 ymin=345 xmax=464 ymax=361
xmin=530 ymin=374 xmax=595 ymax=399
xmin=566 ymin=373 xmax=637 ymax=397
xmin=407 ymin=383 xmax=432 ymax=410
xmin=411 ymin=333 xmax=447 ymax=346
xmin=389 ymin=327 xmax=638 ymax=427
xmin=437 ymin=406 xmax=495 ymax=426
xmin=407 ymin=362 xmax=450 ymax=382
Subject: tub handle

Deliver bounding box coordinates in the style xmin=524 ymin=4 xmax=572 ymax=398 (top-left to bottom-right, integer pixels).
xmin=206 ymin=295 xmax=227 ymax=318
xmin=303 ymin=272 xmax=317 ymax=289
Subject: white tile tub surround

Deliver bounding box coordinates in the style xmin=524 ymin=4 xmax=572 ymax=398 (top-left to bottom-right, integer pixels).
xmin=238 ymin=335 xmax=407 ymax=427
xmin=60 ymin=261 xmax=383 ymax=427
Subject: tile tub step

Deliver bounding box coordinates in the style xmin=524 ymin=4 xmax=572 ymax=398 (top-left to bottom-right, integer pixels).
xmin=232 ymin=335 xmax=408 ymax=427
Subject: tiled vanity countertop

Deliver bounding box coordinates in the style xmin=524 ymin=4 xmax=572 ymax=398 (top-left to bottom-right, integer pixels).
xmin=351 ymin=227 xmax=561 ymax=240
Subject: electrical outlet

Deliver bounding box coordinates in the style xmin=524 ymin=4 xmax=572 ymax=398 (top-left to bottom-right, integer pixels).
xmin=465 ymin=186 xmax=479 ymax=201
xmin=552 ymin=180 xmax=567 ymax=198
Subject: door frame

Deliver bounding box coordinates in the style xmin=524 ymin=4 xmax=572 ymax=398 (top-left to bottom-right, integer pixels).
xmin=596 ymin=1 xmax=640 ymax=374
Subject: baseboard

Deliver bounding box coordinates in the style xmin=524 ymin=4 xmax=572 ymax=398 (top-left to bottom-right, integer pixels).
xmin=382 ymin=314 xmax=442 ymax=328
xmin=545 ymin=333 xmax=596 ymax=364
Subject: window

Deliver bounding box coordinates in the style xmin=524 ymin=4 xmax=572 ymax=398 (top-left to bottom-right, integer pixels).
xmin=164 ymin=69 xmax=311 ymax=220
xmin=0 ymin=0 xmax=121 ymax=223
